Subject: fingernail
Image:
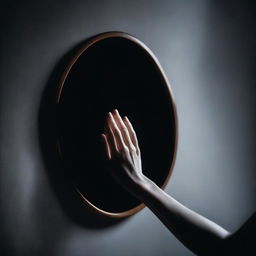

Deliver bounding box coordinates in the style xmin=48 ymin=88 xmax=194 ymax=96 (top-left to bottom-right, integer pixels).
xmin=114 ymin=109 xmax=118 ymax=114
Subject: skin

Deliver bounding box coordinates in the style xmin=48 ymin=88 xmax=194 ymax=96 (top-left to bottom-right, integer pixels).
xmin=101 ymin=109 xmax=255 ymax=255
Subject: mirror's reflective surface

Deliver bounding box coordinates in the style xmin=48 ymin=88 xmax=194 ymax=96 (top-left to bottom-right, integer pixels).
xmin=57 ymin=33 xmax=177 ymax=215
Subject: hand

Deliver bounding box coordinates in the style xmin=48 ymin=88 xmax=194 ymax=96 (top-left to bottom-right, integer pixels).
xmin=101 ymin=109 xmax=145 ymax=195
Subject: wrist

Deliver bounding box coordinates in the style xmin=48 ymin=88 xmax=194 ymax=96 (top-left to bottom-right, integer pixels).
xmin=132 ymin=173 xmax=159 ymax=201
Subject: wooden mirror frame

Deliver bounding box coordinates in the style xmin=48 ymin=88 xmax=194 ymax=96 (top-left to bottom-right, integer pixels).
xmin=56 ymin=31 xmax=178 ymax=218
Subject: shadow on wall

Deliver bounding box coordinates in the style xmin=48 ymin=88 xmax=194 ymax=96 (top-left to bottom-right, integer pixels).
xmin=38 ymin=36 xmax=127 ymax=229
xmin=38 ymin=31 xmax=177 ymax=230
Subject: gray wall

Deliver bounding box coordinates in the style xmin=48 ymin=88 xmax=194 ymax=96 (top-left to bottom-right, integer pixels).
xmin=0 ymin=1 xmax=255 ymax=255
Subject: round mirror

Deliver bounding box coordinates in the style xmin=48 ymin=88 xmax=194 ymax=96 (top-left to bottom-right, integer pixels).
xmin=57 ymin=32 xmax=178 ymax=218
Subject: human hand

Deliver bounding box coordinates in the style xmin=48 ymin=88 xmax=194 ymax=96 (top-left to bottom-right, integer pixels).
xmin=101 ymin=109 xmax=146 ymax=195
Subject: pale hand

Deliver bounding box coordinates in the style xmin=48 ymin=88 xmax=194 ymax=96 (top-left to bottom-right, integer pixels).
xmin=101 ymin=109 xmax=146 ymax=195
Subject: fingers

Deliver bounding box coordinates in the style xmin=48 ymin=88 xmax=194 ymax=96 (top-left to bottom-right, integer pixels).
xmin=101 ymin=133 xmax=111 ymax=160
xmin=103 ymin=109 xmax=140 ymax=157
xmin=123 ymin=116 xmax=140 ymax=155
xmin=104 ymin=115 xmax=118 ymax=156
xmin=107 ymin=112 xmax=127 ymax=152
xmin=112 ymin=109 xmax=135 ymax=152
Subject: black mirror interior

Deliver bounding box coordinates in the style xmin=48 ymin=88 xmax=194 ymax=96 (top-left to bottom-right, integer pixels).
xmin=57 ymin=33 xmax=177 ymax=216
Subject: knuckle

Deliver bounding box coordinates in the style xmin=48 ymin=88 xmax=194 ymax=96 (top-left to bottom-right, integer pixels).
xmin=120 ymin=146 xmax=129 ymax=155
xmin=130 ymin=145 xmax=136 ymax=152
xmin=121 ymin=126 xmax=128 ymax=133
xmin=131 ymin=130 xmax=136 ymax=136
xmin=123 ymin=146 xmax=129 ymax=153
xmin=114 ymin=129 xmax=121 ymax=137
xmin=136 ymin=148 xmax=141 ymax=155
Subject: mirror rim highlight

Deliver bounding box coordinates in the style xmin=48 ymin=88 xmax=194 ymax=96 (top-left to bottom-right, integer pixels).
xmin=56 ymin=31 xmax=179 ymax=218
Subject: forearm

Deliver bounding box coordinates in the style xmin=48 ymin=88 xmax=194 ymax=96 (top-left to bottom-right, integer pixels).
xmin=133 ymin=175 xmax=231 ymax=255
xmin=102 ymin=110 xmax=231 ymax=255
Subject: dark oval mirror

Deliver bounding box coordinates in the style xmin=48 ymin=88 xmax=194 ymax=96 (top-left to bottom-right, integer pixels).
xmin=57 ymin=32 xmax=178 ymax=218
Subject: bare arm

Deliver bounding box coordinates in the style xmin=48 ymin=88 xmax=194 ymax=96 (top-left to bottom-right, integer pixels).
xmin=101 ymin=109 xmax=231 ymax=255
xmin=130 ymin=176 xmax=230 ymax=255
